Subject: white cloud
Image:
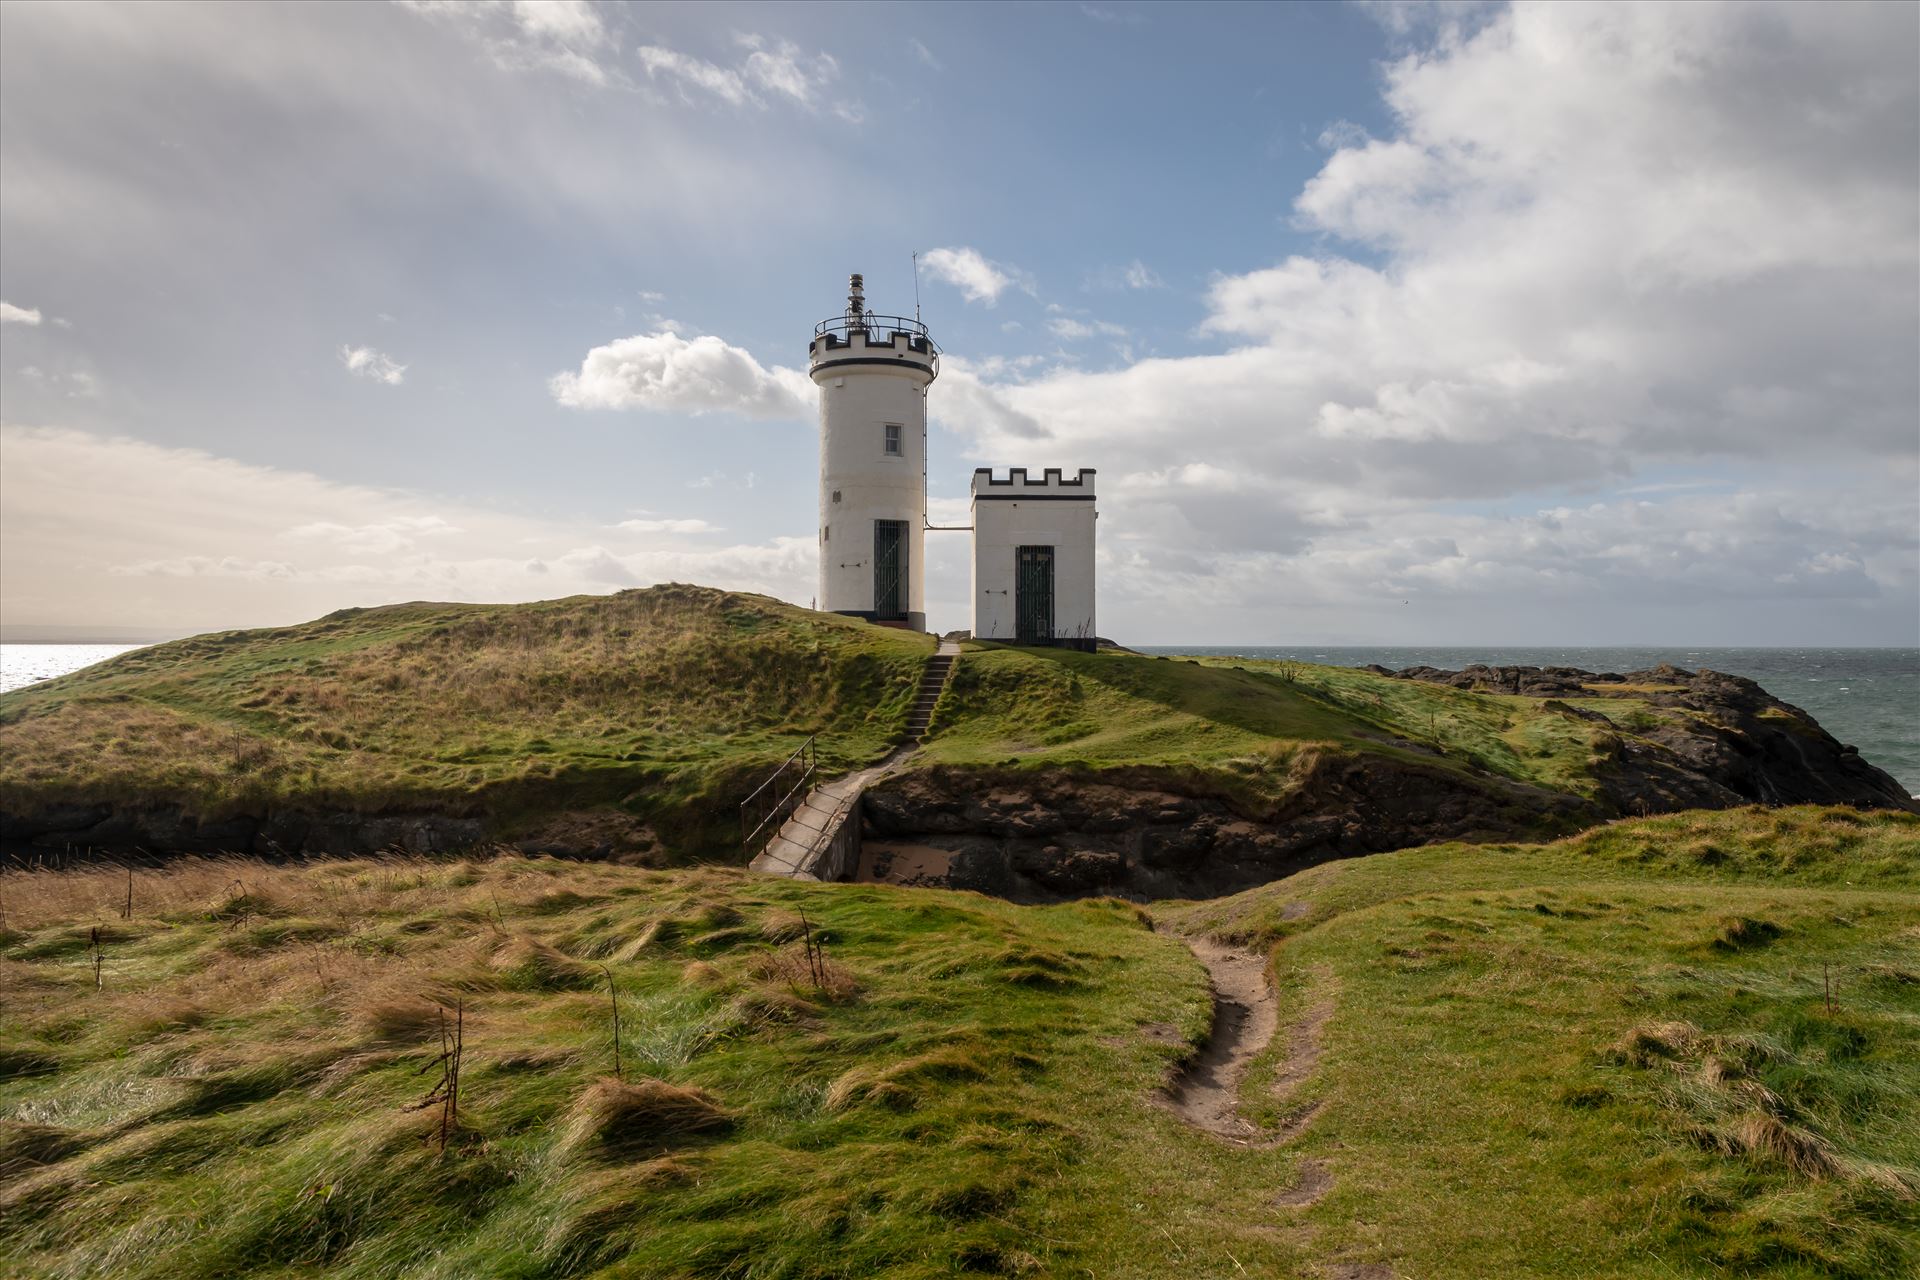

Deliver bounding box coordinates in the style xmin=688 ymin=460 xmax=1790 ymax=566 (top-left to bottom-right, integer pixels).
xmin=635 ymin=34 xmax=861 ymax=119
xmin=908 ymin=38 xmax=942 ymax=71
xmin=285 ymin=515 xmax=458 ymax=555
xmin=110 ymin=555 xmax=297 ymax=581
xmin=617 ymin=517 xmax=721 ymax=534
xmin=1048 ymin=316 xmax=1128 ymax=342
xmin=549 ymin=329 xmax=813 ymax=419
xmin=920 ymin=246 xmax=1031 ymax=306
xmin=1079 ymin=4 xmax=1145 ymax=26
xmin=0 ymin=302 xmax=43 ymax=325
xmin=401 ymin=0 xmax=616 ymax=86
xmin=635 ymin=43 xmax=749 ymax=105
xmin=339 ymin=344 xmax=407 ymax=385
xmin=916 ymin=3 xmax=1918 ymax=640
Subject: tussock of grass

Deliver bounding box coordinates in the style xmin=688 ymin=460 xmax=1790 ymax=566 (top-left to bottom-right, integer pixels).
xmin=747 ymin=943 xmax=860 ymax=1000
xmin=353 ymin=997 xmax=452 ymax=1046
xmin=1711 ymin=914 xmax=1784 ymax=951
xmin=487 ymin=935 xmax=596 ymax=991
xmin=557 ymin=1077 xmax=732 ymax=1159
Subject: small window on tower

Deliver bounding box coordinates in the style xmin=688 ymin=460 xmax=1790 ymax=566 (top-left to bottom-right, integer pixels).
xmin=884 ymin=423 xmax=902 ymax=456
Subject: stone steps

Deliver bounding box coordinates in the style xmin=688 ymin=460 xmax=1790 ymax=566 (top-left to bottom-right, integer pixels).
xmin=751 ymin=642 xmax=963 ymax=881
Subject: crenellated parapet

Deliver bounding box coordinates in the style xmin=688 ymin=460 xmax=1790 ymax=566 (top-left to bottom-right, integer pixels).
xmin=809 ymin=317 xmax=938 ymax=383
xmin=970 ymin=467 xmax=1097 ymax=497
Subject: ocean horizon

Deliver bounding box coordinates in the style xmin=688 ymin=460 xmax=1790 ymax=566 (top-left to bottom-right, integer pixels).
xmin=5 ymin=641 xmax=1916 ymax=794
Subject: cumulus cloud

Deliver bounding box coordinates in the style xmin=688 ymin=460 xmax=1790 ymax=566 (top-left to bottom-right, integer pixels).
xmin=549 ymin=329 xmax=813 ymax=419
xmin=339 ymin=344 xmax=406 ymax=385
xmin=924 ymin=2 xmax=1918 ymax=640
xmin=0 ymin=302 xmax=43 ymax=325
xmin=920 ymin=247 xmax=1031 ymax=306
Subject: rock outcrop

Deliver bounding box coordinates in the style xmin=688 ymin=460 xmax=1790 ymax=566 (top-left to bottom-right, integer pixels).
xmin=860 ymin=663 xmax=1915 ymax=900
xmin=1380 ymin=663 xmax=1914 ymax=815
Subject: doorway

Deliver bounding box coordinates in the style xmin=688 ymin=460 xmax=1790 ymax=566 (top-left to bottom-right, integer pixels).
xmin=874 ymin=519 xmax=907 ymax=619
xmin=1015 ymin=545 xmax=1054 ymax=643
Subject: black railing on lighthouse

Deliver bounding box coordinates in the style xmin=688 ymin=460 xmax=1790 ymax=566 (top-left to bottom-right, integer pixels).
xmin=739 ymin=736 xmax=819 ymax=860
xmin=812 ymin=313 xmax=941 ymax=352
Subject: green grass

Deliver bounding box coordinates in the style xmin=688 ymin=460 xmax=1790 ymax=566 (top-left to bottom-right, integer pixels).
xmin=0 ymin=853 xmax=1322 ymax=1279
xmin=1164 ymin=805 xmax=1920 ymax=1279
xmin=2 ymin=598 xmax=1648 ymax=856
xmin=912 ymin=643 xmax=1611 ymax=816
xmin=3 ymin=808 xmax=1914 ymax=1277
xmin=0 ymin=586 xmax=932 ymax=851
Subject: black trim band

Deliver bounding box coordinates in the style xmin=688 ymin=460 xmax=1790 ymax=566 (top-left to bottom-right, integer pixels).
xmin=970 ymin=494 xmax=1095 ymax=502
xmin=810 ymin=357 xmax=938 ymax=378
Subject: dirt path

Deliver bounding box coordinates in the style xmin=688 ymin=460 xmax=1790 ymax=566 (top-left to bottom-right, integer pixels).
xmin=1161 ymin=935 xmax=1279 ymax=1142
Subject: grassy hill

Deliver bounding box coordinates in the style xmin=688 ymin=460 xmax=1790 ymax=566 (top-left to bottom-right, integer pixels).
xmin=0 ymin=587 xmax=932 ymax=853
xmin=2 ymin=806 xmax=1914 ymax=1278
xmin=1 ymin=591 xmax=1629 ymax=860
xmin=2 ymin=589 xmax=1906 ymax=867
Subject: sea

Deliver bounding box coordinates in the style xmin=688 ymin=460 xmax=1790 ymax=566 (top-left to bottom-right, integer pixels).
xmin=4 ymin=642 xmax=1917 ymax=794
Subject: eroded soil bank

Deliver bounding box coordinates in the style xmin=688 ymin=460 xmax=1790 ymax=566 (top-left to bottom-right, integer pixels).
xmin=859 ymin=663 xmax=1916 ymax=900
xmin=860 ymin=754 xmax=1578 ymax=899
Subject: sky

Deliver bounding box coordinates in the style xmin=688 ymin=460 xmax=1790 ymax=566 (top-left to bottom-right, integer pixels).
xmin=1 ymin=0 xmax=1916 ymax=646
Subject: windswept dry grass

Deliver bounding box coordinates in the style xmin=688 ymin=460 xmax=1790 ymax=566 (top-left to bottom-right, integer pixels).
xmin=0 ymin=585 xmax=933 ymax=854
xmin=1 ymin=853 xmax=1231 ymax=1280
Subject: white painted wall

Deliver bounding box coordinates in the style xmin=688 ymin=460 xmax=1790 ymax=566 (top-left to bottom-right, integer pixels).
xmin=970 ymin=468 xmax=1097 ymax=646
xmin=810 ymin=327 xmax=935 ymax=629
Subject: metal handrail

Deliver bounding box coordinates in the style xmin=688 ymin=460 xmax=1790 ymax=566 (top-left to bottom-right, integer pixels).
xmin=740 ymin=735 xmax=818 ymax=858
xmin=813 ymin=313 xmax=940 ymax=352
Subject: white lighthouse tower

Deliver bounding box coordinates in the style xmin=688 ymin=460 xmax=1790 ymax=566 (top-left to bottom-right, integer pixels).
xmin=810 ymin=273 xmax=937 ymax=631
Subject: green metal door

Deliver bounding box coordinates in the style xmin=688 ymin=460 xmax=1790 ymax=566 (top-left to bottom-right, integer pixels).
xmin=1015 ymin=545 xmax=1054 ymax=643
xmin=874 ymin=520 xmax=906 ymax=619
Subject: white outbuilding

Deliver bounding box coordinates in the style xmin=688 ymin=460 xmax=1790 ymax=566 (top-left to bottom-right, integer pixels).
xmin=969 ymin=467 xmax=1097 ymax=650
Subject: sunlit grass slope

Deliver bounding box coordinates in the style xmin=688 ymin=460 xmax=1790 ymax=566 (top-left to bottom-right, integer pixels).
xmin=916 ymin=642 xmax=1608 ymax=812
xmin=1166 ymin=806 xmax=1920 ymax=1280
xmin=0 ymin=807 xmax=1914 ymax=1277
xmin=1 ymin=855 xmax=1321 ymax=1279
xmin=0 ymin=586 xmax=931 ymax=849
